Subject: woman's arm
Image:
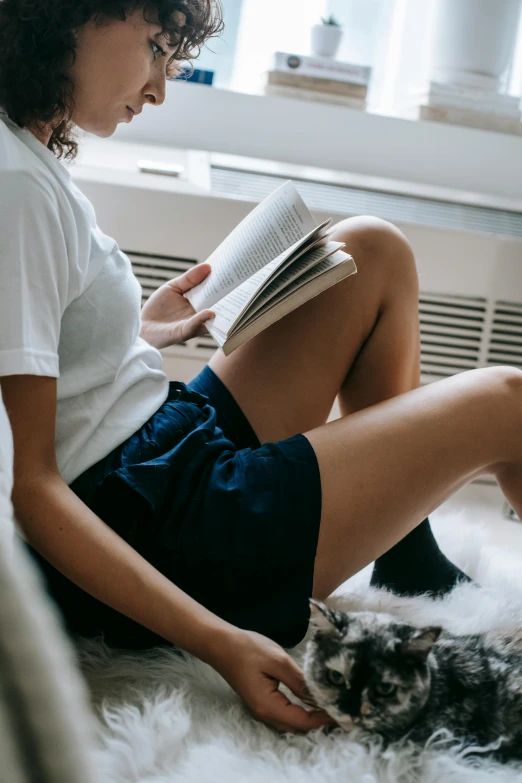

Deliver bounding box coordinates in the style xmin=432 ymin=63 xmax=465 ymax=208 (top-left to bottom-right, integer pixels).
xmin=2 ymin=375 xmax=233 ymax=658
xmin=1 ymin=374 xmax=332 ymax=734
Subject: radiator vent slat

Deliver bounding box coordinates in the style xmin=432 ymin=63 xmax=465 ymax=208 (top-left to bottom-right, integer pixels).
xmin=493 ymin=318 xmax=522 ymax=327
xmin=418 ymin=292 xmax=487 ymax=381
xmin=422 ymin=323 xmax=483 ymax=334
xmin=495 ymin=308 xmax=522 ymax=317
xmin=127 ymin=251 xmax=198 ymax=274
xmin=491 ymin=337 xmax=522 ymax=346
xmin=489 ymin=348 xmax=522 ymax=359
xmin=421 ymin=333 xmax=480 ymax=345
xmin=420 ymin=332 xmax=481 ymax=345
xmin=419 ymin=299 xmax=486 ymax=314
xmin=421 ymin=348 xmax=479 ymax=362
xmin=420 ymin=311 xmax=485 ymax=326
xmin=496 ymin=300 xmax=522 ymax=309
xmin=421 ymin=344 xmax=479 ymax=357
xmin=128 ymin=251 xmax=217 ymax=358
xmin=487 ymin=303 xmax=522 ymax=369
xmin=211 ymin=167 xmax=522 ymax=239
xmin=493 ymin=328 xmax=522 ymax=338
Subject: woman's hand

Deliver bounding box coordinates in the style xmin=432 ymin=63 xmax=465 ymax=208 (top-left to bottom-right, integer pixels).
xmin=208 ymin=628 xmax=336 ymax=734
xmin=139 ymin=263 xmax=215 ymax=351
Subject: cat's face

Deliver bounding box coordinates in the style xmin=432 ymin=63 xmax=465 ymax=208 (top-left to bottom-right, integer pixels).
xmin=303 ymin=601 xmax=441 ymax=736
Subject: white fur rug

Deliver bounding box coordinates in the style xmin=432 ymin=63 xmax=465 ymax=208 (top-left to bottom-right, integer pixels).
xmin=77 ymin=506 xmax=522 ymax=782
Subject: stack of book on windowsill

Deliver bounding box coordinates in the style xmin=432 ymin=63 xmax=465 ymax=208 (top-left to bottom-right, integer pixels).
xmin=402 ymin=80 xmax=522 ymax=135
xmin=263 ymin=51 xmax=371 ymax=110
xmin=173 ymin=66 xmax=215 ymax=85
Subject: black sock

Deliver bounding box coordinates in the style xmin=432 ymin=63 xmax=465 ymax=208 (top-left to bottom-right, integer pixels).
xmin=370 ymin=517 xmax=473 ymax=597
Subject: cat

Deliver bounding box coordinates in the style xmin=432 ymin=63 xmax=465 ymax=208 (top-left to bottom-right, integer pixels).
xmin=302 ymin=599 xmax=522 ymax=762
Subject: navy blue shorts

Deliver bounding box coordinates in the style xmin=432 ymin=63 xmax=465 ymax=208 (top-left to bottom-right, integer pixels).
xmin=22 ymin=366 xmax=322 ymax=650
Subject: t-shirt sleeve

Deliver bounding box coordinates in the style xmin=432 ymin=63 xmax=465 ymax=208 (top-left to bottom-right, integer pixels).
xmin=0 ymin=169 xmax=70 ymax=378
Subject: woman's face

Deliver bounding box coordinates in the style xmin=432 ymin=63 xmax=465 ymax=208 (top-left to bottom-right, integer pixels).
xmin=68 ymin=8 xmax=181 ymax=137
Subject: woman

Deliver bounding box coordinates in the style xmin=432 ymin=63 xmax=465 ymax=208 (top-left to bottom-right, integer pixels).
xmin=1 ymin=0 xmax=522 ymax=736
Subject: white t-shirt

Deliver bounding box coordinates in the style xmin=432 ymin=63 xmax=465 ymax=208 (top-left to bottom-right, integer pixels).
xmin=0 ymin=112 xmax=170 ymax=485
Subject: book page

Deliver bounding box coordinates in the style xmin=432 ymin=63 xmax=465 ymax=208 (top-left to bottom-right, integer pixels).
xmin=238 ymin=250 xmax=353 ymax=332
xmin=242 ymin=241 xmax=345 ymax=323
xmin=205 ymin=239 xmax=341 ymax=343
xmin=205 ymin=258 xmax=281 ymax=345
xmin=186 ymin=180 xmax=317 ymax=312
xmin=222 ymin=253 xmax=356 ymax=356
xmin=241 ymin=224 xmax=333 ymax=308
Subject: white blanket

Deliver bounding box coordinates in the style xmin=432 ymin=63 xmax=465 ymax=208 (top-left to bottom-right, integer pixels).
xmin=78 ymin=509 xmax=522 ymax=783
xmin=4 ymin=384 xmax=522 ymax=781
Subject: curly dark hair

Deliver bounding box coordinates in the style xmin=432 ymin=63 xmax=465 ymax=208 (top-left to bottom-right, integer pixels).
xmin=0 ymin=0 xmax=223 ymax=159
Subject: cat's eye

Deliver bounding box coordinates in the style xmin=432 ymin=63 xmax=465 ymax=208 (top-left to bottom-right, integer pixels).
xmin=327 ymin=669 xmax=344 ymax=686
xmin=375 ymin=682 xmax=397 ymax=697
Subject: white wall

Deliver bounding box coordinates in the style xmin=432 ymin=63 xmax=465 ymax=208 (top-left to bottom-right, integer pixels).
xmin=114 ymin=80 xmax=522 ymax=203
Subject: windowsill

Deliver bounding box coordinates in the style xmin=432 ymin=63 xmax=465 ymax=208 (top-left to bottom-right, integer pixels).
xmin=113 ymin=80 xmax=522 ymax=207
xmin=227 ymin=81 xmax=520 ymax=132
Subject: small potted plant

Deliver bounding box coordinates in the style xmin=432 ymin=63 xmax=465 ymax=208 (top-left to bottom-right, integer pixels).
xmin=310 ymin=15 xmax=343 ymax=59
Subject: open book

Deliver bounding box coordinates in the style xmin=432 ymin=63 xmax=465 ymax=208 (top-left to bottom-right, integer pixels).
xmin=185 ymin=180 xmax=357 ymax=356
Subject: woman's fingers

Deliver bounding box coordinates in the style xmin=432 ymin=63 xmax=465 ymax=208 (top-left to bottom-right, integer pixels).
xmin=175 ymin=309 xmax=215 ymax=342
xmin=258 ymin=655 xmax=335 ymax=732
xmin=168 ymin=263 xmax=212 ymax=295
xmin=275 ymin=654 xmax=317 ymax=705
xmin=209 ymin=629 xmax=335 ymax=735
xmin=259 ymin=684 xmax=334 ymax=733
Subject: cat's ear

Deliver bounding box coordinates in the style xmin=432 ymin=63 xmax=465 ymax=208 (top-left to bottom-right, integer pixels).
xmin=309 ymin=599 xmax=345 ymax=637
xmin=402 ymin=626 xmax=442 ymax=662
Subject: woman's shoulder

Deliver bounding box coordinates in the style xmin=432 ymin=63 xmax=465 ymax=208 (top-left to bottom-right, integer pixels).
xmin=0 ymin=118 xmax=64 ymax=204
xmin=0 ymin=119 xmax=87 ymax=298
xmin=0 ymin=116 xmax=89 ymax=234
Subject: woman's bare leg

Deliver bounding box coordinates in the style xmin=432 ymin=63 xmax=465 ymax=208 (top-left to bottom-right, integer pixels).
xmin=209 ymin=215 xmax=421 ymax=442
xmin=307 ymin=365 xmax=522 ymax=599
xmin=208 ymin=215 xmax=516 ymax=600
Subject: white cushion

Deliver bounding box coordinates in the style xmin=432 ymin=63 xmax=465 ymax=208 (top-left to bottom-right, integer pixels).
xmin=0 ymin=391 xmax=102 ymax=781
xmin=0 ymin=388 xmax=14 ymax=548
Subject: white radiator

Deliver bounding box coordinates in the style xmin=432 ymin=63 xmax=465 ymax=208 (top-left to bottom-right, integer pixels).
xmin=69 ymin=137 xmax=522 ymax=388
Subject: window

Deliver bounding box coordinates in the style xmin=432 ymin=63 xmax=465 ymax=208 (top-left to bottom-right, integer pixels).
xmin=325 ymin=0 xmax=391 ymax=69
xmin=208 ymin=0 xmax=404 ymax=109
xmin=193 ymin=0 xmax=243 ymax=89
xmin=229 ymin=0 xmax=328 ymax=94
xmin=508 ymin=4 xmax=522 ymax=95
xmin=195 ymin=0 xmax=522 ymax=118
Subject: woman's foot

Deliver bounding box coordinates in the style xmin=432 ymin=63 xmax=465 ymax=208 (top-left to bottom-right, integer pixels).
xmin=370 ymin=517 xmax=474 ymax=597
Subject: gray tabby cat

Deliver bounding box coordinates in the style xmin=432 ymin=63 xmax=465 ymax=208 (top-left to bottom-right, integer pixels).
xmin=303 ymin=599 xmax=522 ymax=762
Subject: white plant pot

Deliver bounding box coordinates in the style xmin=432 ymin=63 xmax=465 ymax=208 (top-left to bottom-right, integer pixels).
xmin=430 ymin=0 xmax=522 ymax=90
xmin=310 ymin=24 xmax=343 ymax=59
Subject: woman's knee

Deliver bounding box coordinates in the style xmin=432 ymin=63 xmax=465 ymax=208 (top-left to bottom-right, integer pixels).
xmin=474 ymin=364 xmax=522 ymax=396
xmin=330 ymin=215 xmax=419 ymax=295
xmin=455 ymin=364 xmax=522 ymax=407
xmin=465 ymin=365 xmax=522 ymax=462
xmin=486 ymin=365 xmax=522 ymax=418
xmin=496 ymin=364 xmax=522 ymax=391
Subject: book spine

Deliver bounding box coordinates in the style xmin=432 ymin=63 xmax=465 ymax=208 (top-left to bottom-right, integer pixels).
xmin=267 ymin=70 xmax=367 ymax=98
xmin=273 ymin=51 xmax=371 ymax=85
xmin=174 ymin=67 xmax=214 ymax=85
xmin=410 ymin=94 xmax=521 ymax=117
xmin=406 ymin=104 xmax=522 ymax=134
xmin=420 ymin=81 xmax=521 ymax=104
xmin=265 ymin=84 xmax=366 ymax=109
